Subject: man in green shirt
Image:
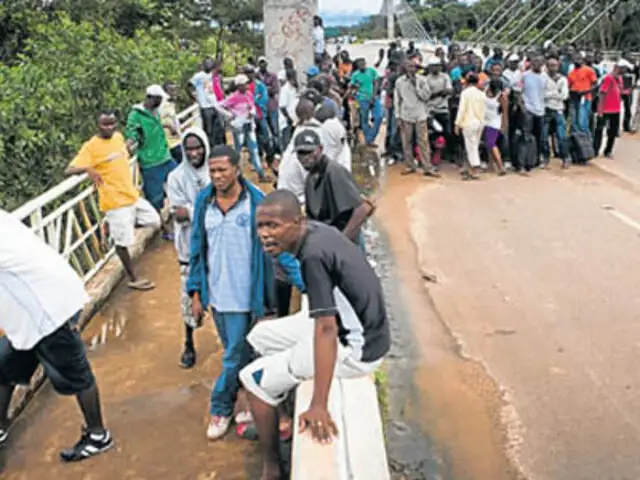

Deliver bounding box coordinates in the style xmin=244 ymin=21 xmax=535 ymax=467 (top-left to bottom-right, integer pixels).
xmin=349 ymin=58 xmax=383 ymax=147
xmin=126 ymin=85 xmax=176 ymax=239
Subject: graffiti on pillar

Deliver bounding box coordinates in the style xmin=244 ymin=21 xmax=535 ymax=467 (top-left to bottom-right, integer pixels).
xmin=267 ymin=6 xmax=313 ymax=60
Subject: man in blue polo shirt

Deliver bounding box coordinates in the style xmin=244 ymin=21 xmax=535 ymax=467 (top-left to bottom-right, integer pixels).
xmin=187 ymin=145 xmax=304 ymax=441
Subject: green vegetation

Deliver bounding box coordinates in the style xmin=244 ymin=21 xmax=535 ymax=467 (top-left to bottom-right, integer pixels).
xmin=0 ymin=0 xmax=261 ymax=210
xmin=374 ymin=366 xmax=390 ymax=425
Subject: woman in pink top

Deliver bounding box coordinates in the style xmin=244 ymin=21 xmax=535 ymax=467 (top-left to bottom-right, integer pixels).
xmin=212 ymin=61 xmax=225 ymax=102
xmin=220 ymin=75 xmax=268 ymax=182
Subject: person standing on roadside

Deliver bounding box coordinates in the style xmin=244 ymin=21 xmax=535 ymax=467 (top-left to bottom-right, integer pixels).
xmin=160 ymin=81 xmax=183 ymax=164
xmin=0 ymin=210 xmax=113 ymax=461
xmin=542 ymin=57 xmax=570 ymax=168
xmin=618 ymin=57 xmax=635 ymax=133
xmin=594 ymin=62 xmax=623 ymax=158
xmin=278 ymin=69 xmax=299 ymax=151
xmin=425 ymin=57 xmax=453 ymax=162
xmin=455 ymin=73 xmax=486 ymax=180
xmin=349 ymin=58 xmax=383 ymax=147
xmin=125 ymin=85 xmax=177 ymax=239
xmin=313 ymin=15 xmax=325 ymax=65
xmin=245 ymin=65 xmax=271 ymax=158
xmin=395 ymin=58 xmax=439 ymax=177
xmin=67 ymin=110 xmax=159 ymax=291
xmin=383 ymin=60 xmax=403 ymax=163
xmin=567 ymin=53 xmax=597 ymax=135
xmin=520 ymin=55 xmax=547 ymax=167
xmin=189 ymin=58 xmax=227 ymax=147
xmin=167 ymin=127 xmax=210 ymax=369
xmin=187 ymin=145 xmax=303 ymax=442
xmin=257 ymin=57 xmax=280 ymax=139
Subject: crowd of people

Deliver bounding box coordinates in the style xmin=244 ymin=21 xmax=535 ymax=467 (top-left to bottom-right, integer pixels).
xmin=331 ymin=41 xmax=640 ymax=179
xmin=0 ymin=16 xmax=390 ymax=480
xmin=3 ymin=17 xmax=640 ymax=478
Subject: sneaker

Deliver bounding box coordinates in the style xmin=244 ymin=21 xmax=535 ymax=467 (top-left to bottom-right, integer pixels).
xmin=60 ymin=427 xmax=113 ymax=462
xmin=206 ymin=416 xmax=231 ymax=440
xmin=0 ymin=428 xmax=8 ymax=448
xmin=179 ymin=346 xmax=196 ymax=369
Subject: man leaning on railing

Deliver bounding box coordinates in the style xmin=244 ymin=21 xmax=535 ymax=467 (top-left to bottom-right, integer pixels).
xmin=65 ymin=109 xmax=158 ymax=291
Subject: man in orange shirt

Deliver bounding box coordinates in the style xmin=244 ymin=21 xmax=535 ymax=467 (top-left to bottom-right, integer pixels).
xmin=567 ymin=53 xmax=598 ymax=135
xmin=66 ymin=110 xmax=159 ymax=291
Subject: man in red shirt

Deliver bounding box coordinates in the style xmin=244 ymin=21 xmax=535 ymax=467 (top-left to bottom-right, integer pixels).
xmin=594 ymin=62 xmax=623 ymax=158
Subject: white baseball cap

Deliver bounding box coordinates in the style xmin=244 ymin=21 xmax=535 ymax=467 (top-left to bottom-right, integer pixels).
xmin=617 ymin=59 xmax=632 ymax=69
xmin=146 ymin=84 xmax=167 ymax=98
xmin=508 ymin=54 xmax=520 ymax=61
xmin=427 ymin=57 xmax=442 ymax=66
xmin=234 ymin=74 xmax=249 ymax=86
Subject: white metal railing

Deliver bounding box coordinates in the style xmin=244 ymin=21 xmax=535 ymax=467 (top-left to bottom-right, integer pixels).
xmin=12 ymin=103 xmax=201 ymax=282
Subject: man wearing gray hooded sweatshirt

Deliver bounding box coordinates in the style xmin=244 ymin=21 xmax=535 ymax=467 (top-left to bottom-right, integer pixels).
xmin=167 ymin=127 xmax=210 ymax=368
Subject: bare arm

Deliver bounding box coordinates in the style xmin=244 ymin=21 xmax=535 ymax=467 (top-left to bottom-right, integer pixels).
xmin=343 ymin=199 xmax=375 ymax=241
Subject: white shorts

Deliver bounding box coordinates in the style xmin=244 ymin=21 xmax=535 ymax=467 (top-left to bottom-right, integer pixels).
xmin=239 ymin=292 xmax=382 ymax=407
xmin=104 ymin=198 xmax=161 ymax=247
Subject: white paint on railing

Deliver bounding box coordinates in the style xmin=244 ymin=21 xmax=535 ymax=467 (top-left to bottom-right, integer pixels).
xmin=12 ymin=103 xmax=201 ymax=282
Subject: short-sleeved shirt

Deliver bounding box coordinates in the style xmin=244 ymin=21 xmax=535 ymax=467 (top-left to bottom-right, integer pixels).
xmin=204 ymin=190 xmax=253 ymax=312
xmin=568 ymin=66 xmax=597 ymax=101
xmin=522 ymin=71 xmax=546 ymax=116
xmin=351 ymin=67 xmax=379 ymax=101
xmin=278 ymin=82 xmax=298 ymax=131
xmin=295 ymin=220 xmax=390 ymax=362
xmin=599 ymin=74 xmax=622 ymax=114
xmin=304 ymin=157 xmax=363 ymax=234
xmin=190 ymin=71 xmax=218 ymax=109
xmin=0 ymin=210 xmax=89 ymax=350
xmin=69 ymin=132 xmax=139 ymax=212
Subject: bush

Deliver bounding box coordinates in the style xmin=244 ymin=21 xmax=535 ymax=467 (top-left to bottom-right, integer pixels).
xmin=0 ymin=14 xmax=249 ymax=210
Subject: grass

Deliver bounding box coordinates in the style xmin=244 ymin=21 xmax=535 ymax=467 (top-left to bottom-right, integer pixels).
xmin=374 ymin=364 xmax=390 ymax=426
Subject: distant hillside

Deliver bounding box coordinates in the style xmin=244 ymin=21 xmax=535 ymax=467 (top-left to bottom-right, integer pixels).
xmin=320 ymin=10 xmax=373 ymax=27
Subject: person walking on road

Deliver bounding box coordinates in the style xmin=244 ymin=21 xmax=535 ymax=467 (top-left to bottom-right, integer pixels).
xmin=257 ymin=57 xmax=281 ymax=139
xmin=125 ymin=85 xmax=178 ymax=239
xmin=189 ymin=58 xmax=227 ymax=147
xmin=66 ymin=110 xmax=158 ymax=291
xmin=455 ymin=73 xmax=486 ymax=179
xmin=0 ymin=210 xmax=113 ymax=462
xmin=278 ymin=69 xmax=299 ymax=151
xmin=167 ymin=127 xmax=210 ymax=369
xmin=594 ymin=62 xmax=623 ymax=159
xmin=395 ymin=58 xmax=439 ymax=177
xmin=425 ymin=56 xmax=453 ymax=162
xmin=484 ymin=80 xmax=507 ymax=175
xmin=520 ymin=56 xmax=547 ymax=168
xmin=240 ymin=190 xmax=390 ymax=480
xmin=186 ymin=145 xmax=303 ymax=441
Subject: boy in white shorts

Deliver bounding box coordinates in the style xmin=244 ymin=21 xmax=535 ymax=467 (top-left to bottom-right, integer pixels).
xmin=66 ymin=110 xmax=159 ymax=290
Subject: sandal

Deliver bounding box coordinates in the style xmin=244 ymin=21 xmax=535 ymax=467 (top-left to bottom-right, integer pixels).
xmin=128 ymin=279 xmax=155 ymax=291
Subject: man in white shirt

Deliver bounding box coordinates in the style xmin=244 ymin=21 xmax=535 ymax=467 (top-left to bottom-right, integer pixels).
xmin=278 ymin=69 xmax=299 ymax=150
xmin=0 ymin=210 xmax=112 ymax=461
xmin=188 ymin=57 xmax=229 ymax=147
xmin=312 ymin=15 xmax=325 ymax=64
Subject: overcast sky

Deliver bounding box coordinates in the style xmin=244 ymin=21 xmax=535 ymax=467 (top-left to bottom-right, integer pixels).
xmin=318 ymin=0 xmax=384 ymax=14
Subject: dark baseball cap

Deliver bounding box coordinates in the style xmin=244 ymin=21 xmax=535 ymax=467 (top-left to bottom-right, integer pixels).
xmin=294 ymin=129 xmax=322 ymax=153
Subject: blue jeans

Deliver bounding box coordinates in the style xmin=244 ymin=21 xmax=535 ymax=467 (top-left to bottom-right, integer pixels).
xmin=255 ymin=116 xmax=270 ymax=154
xmin=210 ymin=311 xmax=251 ymax=417
xmin=140 ymin=159 xmax=177 ymax=210
xmin=542 ymin=109 xmax=568 ymax=160
xmin=267 ymin=110 xmax=279 ymax=137
xmin=385 ymin=105 xmax=402 ymax=155
xmin=570 ymin=97 xmax=592 ymax=136
xmin=232 ymin=123 xmax=265 ymax=179
xmin=359 ymin=98 xmax=383 ymax=145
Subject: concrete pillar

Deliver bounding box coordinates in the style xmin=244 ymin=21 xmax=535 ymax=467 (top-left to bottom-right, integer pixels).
xmin=386 ymin=0 xmax=395 ymax=40
xmin=264 ymin=0 xmax=318 ymax=79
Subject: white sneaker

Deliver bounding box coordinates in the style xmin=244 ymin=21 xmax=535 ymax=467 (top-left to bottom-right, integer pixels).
xmin=206 ymin=416 xmax=231 ymax=440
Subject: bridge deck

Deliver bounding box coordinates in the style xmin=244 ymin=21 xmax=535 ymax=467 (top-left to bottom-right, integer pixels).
xmin=1 ymin=239 xmax=258 ymax=479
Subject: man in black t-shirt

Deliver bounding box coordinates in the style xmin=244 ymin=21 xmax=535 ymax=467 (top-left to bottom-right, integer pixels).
xmin=295 ymin=129 xmax=374 ymax=247
xmin=240 ymin=190 xmax=390 ymax=479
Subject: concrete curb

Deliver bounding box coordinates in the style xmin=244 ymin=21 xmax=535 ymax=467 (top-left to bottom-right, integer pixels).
xmin=7 ymin=224 xmax=160 ymax=423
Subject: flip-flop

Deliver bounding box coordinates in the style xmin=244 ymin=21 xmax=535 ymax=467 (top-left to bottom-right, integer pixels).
xmin=128 ymin=279 xmax=155 ymax=291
